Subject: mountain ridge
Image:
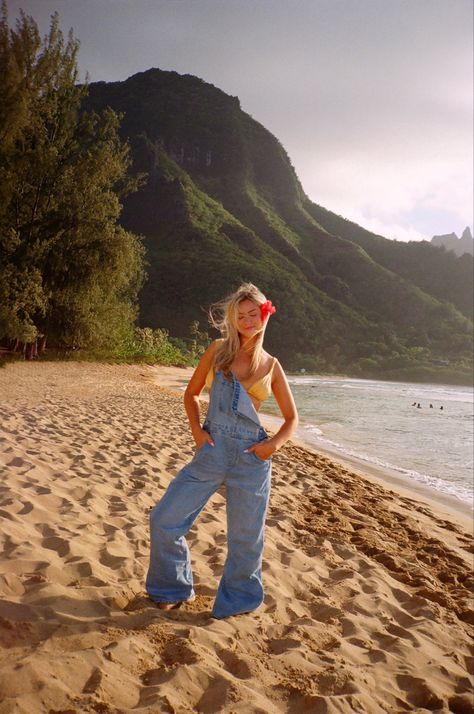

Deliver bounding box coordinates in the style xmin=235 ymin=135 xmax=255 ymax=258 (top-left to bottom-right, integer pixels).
xmin=84 ymin=68 xmax=472 ymax=382
xmin=431 ymin=227 xmax=473 ymax=258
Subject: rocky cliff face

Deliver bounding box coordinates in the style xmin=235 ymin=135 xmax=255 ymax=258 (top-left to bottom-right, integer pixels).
xmin=431 ymin=228 xmax=473 ymax=257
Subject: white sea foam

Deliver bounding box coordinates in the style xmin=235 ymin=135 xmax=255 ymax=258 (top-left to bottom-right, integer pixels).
xmin=281 ymin=376 xmax=474 ymax=508
xmin=301 ymin=431 xmax=472 ymax=505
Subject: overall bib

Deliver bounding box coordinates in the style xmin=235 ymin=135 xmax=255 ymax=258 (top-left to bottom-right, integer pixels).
xmin=146 ymin=370 xmax=272 ymax=618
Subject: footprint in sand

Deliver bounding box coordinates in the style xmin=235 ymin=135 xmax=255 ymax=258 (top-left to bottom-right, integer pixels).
xmin=7 ymin=457 xmax=32 ymax=470
xmin=316 ymin=669 xmax=358 ymax=695
xmin=367 ymin=648 xmax=388 ymax=663
xmin=99 ymin=547 xmax=127 ymax=569
xmin=276 ymin=551 xmax=294 ymax=567
xmin=216 ymin=649 xmax=253 ymax=679
xmin=200 ymin=512 xmax=220 ymax=525
xmin=389 ymin=607 xmax=422 ymax=629
xmin=447 ymin=694 xmax=474 ymax=713
xmin=385 ymin=622 xmax=420 ymax=644
xmin=395 ymin=674 xmax=444 ymax=710
xmin=17 ymin=502 xmax=34 ymax=515
xmin=0 ymin=509 xmax=19 ymax=522
xmin=309 ymin=603 xmax=344 ymax=624
xmin=41 ymin=536 xmax=70 ymax=558
xmin=130 ymin=479 xmax=146 ymax=490
xmin=61 ymin=561 xmax=94 ymax=579
xmin=340 ymin=617 xmax=358 ymax=637
xmin=196 ymin=675 xmax=238 ymax=714
xmin=328 ymin=567 xmax=355 ymax=581
xmin=371 ymin=630 xmax=402 ymax=651
xmin=264 ymin=637 xmax=301 ymax=656
xmin=131 ymin=461 xmax=149 ymax=475
xmin=82 ymin=666 xmax=102 ymax=694
xmin=346 ymin=636 xmax=371 ymax=650
xmin=108 ymin=496 xmax=128 ymax=514
xmin=161 ymin=636 xmax=201 ymax=667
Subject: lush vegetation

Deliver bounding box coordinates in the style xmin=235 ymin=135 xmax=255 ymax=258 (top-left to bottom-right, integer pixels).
xmin=47 ymin=326 xmax=207 ymax=366
xmin=0 ymin=6 xmax=145 ymax=359
xmin=84 ymin=68 xmax=473 ymax=384
xmin=1 ymin=11 xmax=471 ymax=385
xmin=306 ymin=203 xmax=474 ymax=320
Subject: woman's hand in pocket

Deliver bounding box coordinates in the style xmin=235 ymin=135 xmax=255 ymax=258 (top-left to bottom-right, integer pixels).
xmin=193 ymin=428 xmax=215 ymax=449
xmin=244 ymin=439 xmax=275 ymax=461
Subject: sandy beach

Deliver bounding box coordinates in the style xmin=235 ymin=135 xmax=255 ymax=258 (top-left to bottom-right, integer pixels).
xmin=0 ymin=361 xmax=473 ymax=713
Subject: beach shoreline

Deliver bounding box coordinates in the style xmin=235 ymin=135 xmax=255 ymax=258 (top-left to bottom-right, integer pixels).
xmin=149 ymin=363 xmax=473 ymax=531
xmin=1 ymin=361 xmax=473 ymax=713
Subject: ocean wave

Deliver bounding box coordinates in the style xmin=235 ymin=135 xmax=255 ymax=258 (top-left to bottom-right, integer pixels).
xmin=289 ymin=377 xmax=473 ymax=403
xmin=299 ymin=423 xmax=323 ymax=436
xmin=300 ymin=433 xmax=473 ymax=507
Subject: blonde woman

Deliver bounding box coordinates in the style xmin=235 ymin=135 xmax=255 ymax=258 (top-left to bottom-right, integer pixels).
xmin=146 ymin=283 xmax=298 ymax=618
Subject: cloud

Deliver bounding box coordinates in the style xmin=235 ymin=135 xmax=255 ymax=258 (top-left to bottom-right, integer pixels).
xmin=299 ymin=149 xmax=472 ymax=241
xmin=7 ymin=0 xmax=473 ymax=241
xmin=336 ymin=212 xmax=427 ymax=243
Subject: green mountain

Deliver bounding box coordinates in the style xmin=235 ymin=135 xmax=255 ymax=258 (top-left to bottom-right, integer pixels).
xmin=85 ymin=68 xmax=473 ymax=383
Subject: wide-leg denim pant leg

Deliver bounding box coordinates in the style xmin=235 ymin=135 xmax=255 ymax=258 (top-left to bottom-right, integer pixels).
xmin=146 ymin=443 xmax=223 ymax=604
xmin=211 ymin=444 xmax=271 ymax=619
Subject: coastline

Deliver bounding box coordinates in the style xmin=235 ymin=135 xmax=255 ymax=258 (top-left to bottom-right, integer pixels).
xmin=290 ymin=428 xmax=473 ymax=529
xmin=149 ymin=364 xmax=473 ymax=531
xmin=1 ymin=361 xmax=473 ymax=713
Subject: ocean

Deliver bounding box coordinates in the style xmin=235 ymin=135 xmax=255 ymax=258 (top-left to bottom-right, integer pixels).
xmin=264 ymin=376 xmax=473 ymax=509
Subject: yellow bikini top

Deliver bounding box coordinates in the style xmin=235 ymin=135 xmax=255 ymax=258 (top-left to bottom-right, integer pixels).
xmin=205 ymin=356 xmax=277 ymax=402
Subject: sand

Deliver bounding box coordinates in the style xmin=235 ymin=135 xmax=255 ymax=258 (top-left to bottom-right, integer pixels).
xmin=0 ymin=361 xmax=473 ymax=714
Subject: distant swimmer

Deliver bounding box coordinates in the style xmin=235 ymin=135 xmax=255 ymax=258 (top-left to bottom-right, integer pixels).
xmin=411 ymin=401 xmax=417 ymax=406
xmin=429 ymin=404 xmax=433 ymax=408
xmin=440 ymin=405 xmax=444 ymax=410
xmin=417 ymin=403 xmax=421 ymax=408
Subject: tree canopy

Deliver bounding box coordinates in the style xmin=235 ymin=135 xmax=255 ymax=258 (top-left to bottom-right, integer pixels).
xmin=0 ymin=3 xmax=146 ymax=354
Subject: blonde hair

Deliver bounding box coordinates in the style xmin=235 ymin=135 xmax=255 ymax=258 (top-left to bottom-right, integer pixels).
xmin=208 ymin=283 xmax=269 ymax=377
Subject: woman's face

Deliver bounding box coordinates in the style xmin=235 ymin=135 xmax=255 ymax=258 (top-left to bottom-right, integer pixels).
xmin=236 ymin=299 xmax=263 ymax=339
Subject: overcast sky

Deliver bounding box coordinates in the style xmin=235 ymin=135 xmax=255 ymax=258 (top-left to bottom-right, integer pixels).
xmin=8 ymin=0 xmax=473 ymax=242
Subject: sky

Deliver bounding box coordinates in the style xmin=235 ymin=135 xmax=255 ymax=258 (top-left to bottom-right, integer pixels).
xmin=7 ymin=0 xmax=474 ymax=243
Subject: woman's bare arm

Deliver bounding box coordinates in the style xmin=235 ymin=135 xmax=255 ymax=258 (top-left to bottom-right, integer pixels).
xmin=183 ymin=340 xmax=219 ymax=447
xmin=246 ymin=360 xmax=299 ymax=459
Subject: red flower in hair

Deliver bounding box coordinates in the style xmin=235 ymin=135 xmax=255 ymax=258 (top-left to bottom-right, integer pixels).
xmin=260 ymin=299 xmax=276 ymax=320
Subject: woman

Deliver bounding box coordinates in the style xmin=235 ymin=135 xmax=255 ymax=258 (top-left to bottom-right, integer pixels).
xmin=146 ymin=283 xmax=298 ymax=618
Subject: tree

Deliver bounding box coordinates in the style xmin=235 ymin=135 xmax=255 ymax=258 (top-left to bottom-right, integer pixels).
xmin=189 ymin=320 xmax=210 ymax=360
xmin=0 ymin=3 xmax=146 ymax=356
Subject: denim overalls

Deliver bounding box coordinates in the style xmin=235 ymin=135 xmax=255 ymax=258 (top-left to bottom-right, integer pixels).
xmin=146 ymin=370 xmax=272 ymax=618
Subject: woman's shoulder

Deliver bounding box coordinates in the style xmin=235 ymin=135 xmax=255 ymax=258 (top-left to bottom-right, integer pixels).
xmin=210 ymin=338 xmax=224 ymax=354
xmin=205 ymin=338 xmax=224 ymax=352
xmin=262 ymin=349 xmax=278 ymax=365
xmin=201 ymin=338 xmax=224 ymax=369
xmin=198 ymin=338 xmax=220 ymax=367
xmin=261 ymin=351 xmax=280 ymax=376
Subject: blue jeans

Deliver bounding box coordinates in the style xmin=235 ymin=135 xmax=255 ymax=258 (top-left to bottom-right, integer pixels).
xmin=146 ymin=370 xmax=272 ymax=618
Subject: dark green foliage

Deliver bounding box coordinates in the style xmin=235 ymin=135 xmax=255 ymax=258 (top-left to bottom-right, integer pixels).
xmin=307 ymin=202 xmax=474 ymax=320
xmin=82 ymin=68 xmax=472 ymax=383
xmin=111 ymin=326 xmax=188 ymax=365
xmin=0 ymin=5 xmax=145 ymax=351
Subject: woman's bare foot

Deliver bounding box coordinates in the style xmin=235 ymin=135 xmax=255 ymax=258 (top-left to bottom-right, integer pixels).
xmin=155 ymin=594 xmax=196 ymax=610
